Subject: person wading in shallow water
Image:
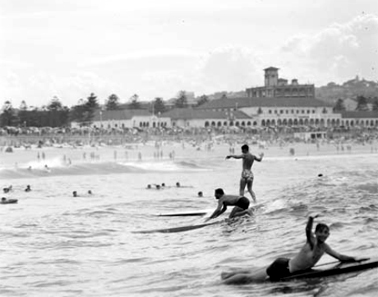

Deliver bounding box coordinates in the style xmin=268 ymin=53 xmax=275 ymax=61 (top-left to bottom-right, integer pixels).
xmin=226 ymin=144 xmax=263 ymax=203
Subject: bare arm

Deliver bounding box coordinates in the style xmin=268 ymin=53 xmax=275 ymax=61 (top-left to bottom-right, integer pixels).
xmin=206 ymin=200 xmax=227 ymax=221
xmin=226 ymin=154 xmax=244 ymax=159
xmin=254 ymin=153 xmax=264 ymax=162
xmin=324 ymin=244 xmax=356 ymax=262
xmin=306 ymin=216 xmax=316 ymax=250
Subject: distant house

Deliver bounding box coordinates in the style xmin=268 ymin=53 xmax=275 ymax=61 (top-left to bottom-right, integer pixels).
xmin=343 ymin=98 xmax=358 ymax=111
xmin=343 ymin=97 xmax=374 ymax=111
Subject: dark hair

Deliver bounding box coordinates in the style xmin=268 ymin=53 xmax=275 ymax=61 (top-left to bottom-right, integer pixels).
xmin=241 ymin=144 xmax=249 ymax=151
xmin=215 ymin=188 xmax=224 ymax=195
xmin=315 ymin=223 xmax=329 ymax=232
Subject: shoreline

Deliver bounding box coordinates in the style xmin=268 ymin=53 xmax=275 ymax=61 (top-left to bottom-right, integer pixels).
xmin=1 ymin=139 xmax=377 ymax=171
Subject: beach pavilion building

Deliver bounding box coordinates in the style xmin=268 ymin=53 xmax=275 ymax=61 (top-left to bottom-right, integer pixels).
xmin=161 ymin=108 xmax=251 ymax=129
xmin=197 ymin=96 xmax=341 ymax=128
xmin=72 ymin=109 xmax=171 ymax=130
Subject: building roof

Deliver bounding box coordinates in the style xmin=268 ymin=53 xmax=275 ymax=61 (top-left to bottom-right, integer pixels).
xmin=161 ymin=108 xmax=251 ymax=120
xmin=93 ymin=109 xmax=152 ymax=121
xmin=340 ymin=111 xmax=378 ymax=119
xmin=264 ymin=67 xmax=279 ymax=71
xmin=197 ymin=97 xmax=332 ymax=110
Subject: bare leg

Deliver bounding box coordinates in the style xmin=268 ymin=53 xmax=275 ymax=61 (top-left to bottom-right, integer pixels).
xmin=247 ymin=180 xmax=256 ymax=203
xmin=229 ymin=206 xmax=241 ymax=218
xmin=222 ymin=267 xmax=268 ymax=284
xmin=229 ymin=206 xmax=253 ymax=218
xmin=221 ymin=269 xmax=252 ymax=280
xmin=239 ymin=178 xmax=246 ymax=196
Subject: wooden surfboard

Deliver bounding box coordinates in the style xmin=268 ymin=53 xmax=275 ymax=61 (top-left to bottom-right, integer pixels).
xmin=156 ymin=209 xmax=213 ymax=217
xmin=157 ymin=202 xmax=265 ymax=217
xmin=280 ymin=259 xmax=378 ymax=281
xmin=133 ymin=221 xmax=221 ymax=234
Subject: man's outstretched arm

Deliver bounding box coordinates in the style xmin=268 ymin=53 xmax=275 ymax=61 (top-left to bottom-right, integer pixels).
xmin=226 ymin=154 xmax=243 ymax=159
xmin=254 ymin=153 xmax=264 ymax=162
xmin=324 ymin=244 xmax=357 ymax=262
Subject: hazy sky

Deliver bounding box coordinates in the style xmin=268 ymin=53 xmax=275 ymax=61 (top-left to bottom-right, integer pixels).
xmin=1 ymin=0 xmax=377 ymax=107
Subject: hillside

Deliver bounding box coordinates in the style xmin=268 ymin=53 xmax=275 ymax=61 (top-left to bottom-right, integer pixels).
xmin=315 ymin=76 xmax=378 ymax=103
xmin=191 ymin=76 xmax=378 ymax=106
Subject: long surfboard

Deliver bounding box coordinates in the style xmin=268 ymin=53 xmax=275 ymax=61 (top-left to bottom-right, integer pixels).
xmin=156 ymin=209 xmax=213 ymax=217
xmin=280 ymin=258 xmax=378 ymax=281
xmin=133 ymin=220 xmax=221 ymax=234
xmin=157 ymin=202 xmax=265 ymax=217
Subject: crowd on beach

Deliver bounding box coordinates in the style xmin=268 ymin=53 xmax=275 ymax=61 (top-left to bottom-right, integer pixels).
xmin=1 ymin=123 xmax=378 ymax=149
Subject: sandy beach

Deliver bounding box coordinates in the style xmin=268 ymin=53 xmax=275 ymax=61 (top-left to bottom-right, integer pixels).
xmin=1 ymin=136 xmax=377 ymax=174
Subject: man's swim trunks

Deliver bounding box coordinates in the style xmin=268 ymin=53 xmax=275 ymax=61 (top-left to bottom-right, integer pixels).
xmin=235 ymin=196 xmax=250 ymax=210
xmin=266 ymin=257 xmax=291 ymax=281
xmin=241 ymin=169 xmax=254 ymax=182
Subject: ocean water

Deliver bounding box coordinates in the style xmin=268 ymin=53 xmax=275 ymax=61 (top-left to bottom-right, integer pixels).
xmin=1 ymin=143 xmax=378 ymax=297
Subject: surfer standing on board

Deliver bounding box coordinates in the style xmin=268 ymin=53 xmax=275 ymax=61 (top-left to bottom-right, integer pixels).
xmin=205 ymin=188 xmax=253 ymax=222
xmin=222 ymin=215 xmax=359 ymax=284
xmin=226 ymin=144 xmax=263 ymax=203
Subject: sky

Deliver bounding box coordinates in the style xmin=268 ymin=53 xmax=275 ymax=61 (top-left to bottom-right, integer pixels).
xmin=0 ymin=0 xmax=377 ymax=108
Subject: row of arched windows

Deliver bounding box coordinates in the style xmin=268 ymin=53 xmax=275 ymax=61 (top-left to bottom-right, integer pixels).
xmin=266 ymin=109 xmax=327 ymax=114
xmin=203 ymin=118 xmax=378 ymax=128
xmin=96 ymin=117 xmax=378 ymax=129
xmin=204 ymin=121 xmax=258 ymax=127
xmin=97 ymin=121 xmax=168 ymax=129
xmin=138 ymin=122 xmax=168 ymax=128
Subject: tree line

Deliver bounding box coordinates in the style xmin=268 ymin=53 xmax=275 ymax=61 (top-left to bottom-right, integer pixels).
xmin=2 ymin=91 xmax=375 ymax=128
xmin=0 ymin=91 xmax=209 ymax=128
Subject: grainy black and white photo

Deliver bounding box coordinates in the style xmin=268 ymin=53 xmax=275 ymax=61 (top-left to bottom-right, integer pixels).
xmin=1 ymin=1 xmax=378 ymax=296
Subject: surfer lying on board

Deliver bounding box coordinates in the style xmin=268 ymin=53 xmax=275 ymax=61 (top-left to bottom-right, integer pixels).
xmin=222 ymin=215 xmax=359 ymax=284
xmin=226 ymin=144 xmax=263 ymax=203
xmin=205 ymin=188 xmax=253 ymax=222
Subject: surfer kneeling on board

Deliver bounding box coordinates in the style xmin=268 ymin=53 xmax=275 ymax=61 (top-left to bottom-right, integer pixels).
xmin=222 ymin=215 xmax=359 ymax=284
xmin=205 ymin=188 xmax=253 ymax=222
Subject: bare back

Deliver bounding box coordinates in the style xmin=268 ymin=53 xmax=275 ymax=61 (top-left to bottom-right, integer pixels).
xmin=219 ymin=195 xmax=242 ymax=206
xmin=242 ymin=152 xmax=255 ymax=171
